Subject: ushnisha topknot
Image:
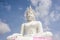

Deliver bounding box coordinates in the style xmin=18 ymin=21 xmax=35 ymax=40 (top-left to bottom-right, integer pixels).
xmin=25 ymin=6 xmax=35 ymax=17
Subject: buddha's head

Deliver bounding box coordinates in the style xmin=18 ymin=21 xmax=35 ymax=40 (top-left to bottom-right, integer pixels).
xmin=25 ymin=6 xmax=36 ymax=22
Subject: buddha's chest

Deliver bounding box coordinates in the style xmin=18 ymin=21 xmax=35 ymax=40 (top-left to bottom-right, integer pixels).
xmin=24 ymin=22 xmax=38 ymax=29
xmin=24 ymin=22 xmax=39 ymax=34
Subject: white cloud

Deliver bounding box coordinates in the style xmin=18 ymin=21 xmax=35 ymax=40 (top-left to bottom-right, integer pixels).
xmin=31 ymin=0 xmax=52 ymax=18
xmin=30 ymin=0 xmax=39 ymax=6
xmin=43 ymin=26 xmax=51 ymax=31
xmin=53 ymin=32 xmax=60 ymax=40
xmin=49 ymin=10 xmax=60 ymax=22
xmin=0 ymin=21 xmax=11 ymax=34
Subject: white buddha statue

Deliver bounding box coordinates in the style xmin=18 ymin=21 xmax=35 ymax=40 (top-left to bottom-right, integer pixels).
xmin=20 ymin=6 xmax=43 ymax=36
xmin=20 ymin=6 xmax=53 ymax=37
xmin=7 ymin=6 xmax=53 ymax=40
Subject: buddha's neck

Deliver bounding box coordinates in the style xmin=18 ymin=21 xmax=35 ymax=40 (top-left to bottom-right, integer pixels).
xmin=27 ymin=20 xmax=36 ymax=22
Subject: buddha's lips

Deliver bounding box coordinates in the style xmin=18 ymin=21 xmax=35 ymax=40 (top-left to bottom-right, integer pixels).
xmin=33 ymin=37 xmax=52 ymax=40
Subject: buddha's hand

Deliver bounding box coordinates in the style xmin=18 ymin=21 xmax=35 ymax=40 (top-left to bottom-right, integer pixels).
xmin=18 ymin=34 xmax=23 ymax=36
xmin=7 ymin=33 xmax=22 ymax=40
xmin=7 ymin=34 xmax=17 ymax=40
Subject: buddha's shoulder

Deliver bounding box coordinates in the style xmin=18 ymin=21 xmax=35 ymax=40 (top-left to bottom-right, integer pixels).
xmin=32 ymin=21 xmax=42 ymax=23
xmin=35 ymin=21 xmax=42 ymax=23
xmin=35 ymin=21 xmax=42 ymax=25
xmin=21 ymin=21 xmax=42 ymax=25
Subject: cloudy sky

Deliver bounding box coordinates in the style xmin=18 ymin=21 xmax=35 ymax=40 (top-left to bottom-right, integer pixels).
xmin=0 ymin=0 xmax=60 ymax=40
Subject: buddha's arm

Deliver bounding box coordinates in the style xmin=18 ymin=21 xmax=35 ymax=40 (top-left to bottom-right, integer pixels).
xmin=38 ymin=22 xmax=43 ymax=33
xmin=20 ymin=24 xmax=24 ymax=36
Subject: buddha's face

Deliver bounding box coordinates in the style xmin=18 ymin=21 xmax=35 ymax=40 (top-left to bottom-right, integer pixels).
xmin=26 ymin=12 xmax=35 ymax=22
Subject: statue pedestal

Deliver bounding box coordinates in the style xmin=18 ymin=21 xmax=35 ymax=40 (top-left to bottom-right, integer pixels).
xmin=15 ymin=33 xmax=53 ymax=40
xmin=33 ymin=37 xmax=52 ymax=40
xmin=7 ymin=32 xmax=53 ymax=40
xmin=15 ymin=36 xmax=52 ymax=40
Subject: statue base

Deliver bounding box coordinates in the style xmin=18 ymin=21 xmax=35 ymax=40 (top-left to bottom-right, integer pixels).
xmin=7 ymin=32 xmax=53 ymax=40
xmin=33 ymin=37 xmax=52 ymax=40
xmin=15 ymin=36 xmax=52 ymax=40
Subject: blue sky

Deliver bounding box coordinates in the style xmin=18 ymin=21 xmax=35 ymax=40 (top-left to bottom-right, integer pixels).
xmin=0 ymin=0 xmax=60 ymax=40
